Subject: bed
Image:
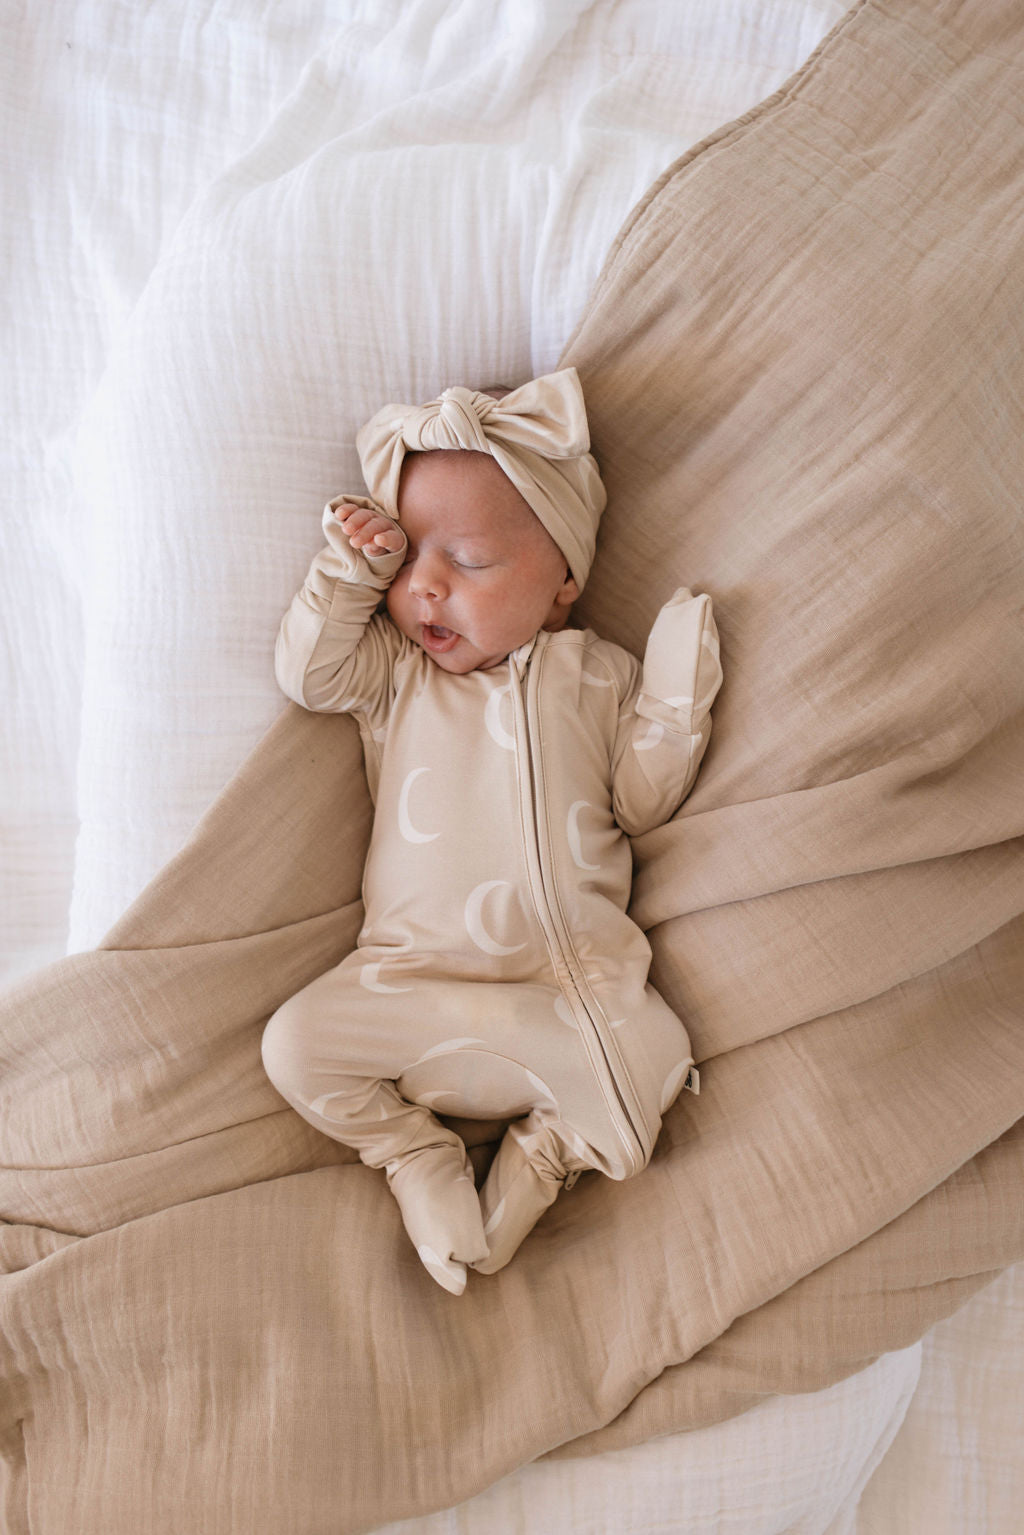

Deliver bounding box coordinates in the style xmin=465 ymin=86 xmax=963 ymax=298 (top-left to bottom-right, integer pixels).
xmin=3 ymin=3 xmax=1022 ymax=1532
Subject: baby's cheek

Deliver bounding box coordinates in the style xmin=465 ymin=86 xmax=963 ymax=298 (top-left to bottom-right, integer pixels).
xmin=385 ymin=577 xmax=406 ymax=613
xmin=383 ymin=588 xmax=402 ymax=629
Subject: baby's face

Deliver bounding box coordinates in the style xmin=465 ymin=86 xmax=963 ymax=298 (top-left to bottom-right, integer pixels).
xmin=386 ymin=450 xmax=579 ymax=674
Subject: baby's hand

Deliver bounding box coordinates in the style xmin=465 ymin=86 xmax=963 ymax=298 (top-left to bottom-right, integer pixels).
xmin=337 ymin=503 xmax=405 ymax=557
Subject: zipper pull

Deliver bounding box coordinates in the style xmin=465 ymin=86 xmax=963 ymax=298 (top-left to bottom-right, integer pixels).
xmin=509 ymin=635 xmax=538 ymax=677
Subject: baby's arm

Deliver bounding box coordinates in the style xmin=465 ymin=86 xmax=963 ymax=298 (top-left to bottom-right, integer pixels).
xmin=275 ymin=495 xmax=407 ymax=713
xmin=610 ymin=589 xmax=723 ymax=837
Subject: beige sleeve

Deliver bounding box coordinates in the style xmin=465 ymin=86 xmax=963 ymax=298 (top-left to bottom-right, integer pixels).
xmin=611 ymin=589 xmax=723 ymax=837
xmin=274 ymin=495 xmax=407 ymax=717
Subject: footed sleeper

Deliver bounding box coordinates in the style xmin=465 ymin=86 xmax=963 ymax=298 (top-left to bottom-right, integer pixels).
xmin=262 ymin=498 xmax=722 ymax=1292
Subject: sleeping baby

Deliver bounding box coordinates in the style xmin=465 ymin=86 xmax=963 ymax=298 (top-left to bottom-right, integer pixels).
xmin=261 ymin=368 xmax=723 ymax=1294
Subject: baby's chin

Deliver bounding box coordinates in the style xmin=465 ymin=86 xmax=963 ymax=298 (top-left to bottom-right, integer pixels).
xmin=422 ymin=642 xmax=508 ymax=674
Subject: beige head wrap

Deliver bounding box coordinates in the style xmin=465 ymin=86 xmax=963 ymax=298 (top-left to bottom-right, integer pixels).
xmin=355 ymin=367 xmax=606 ymax=589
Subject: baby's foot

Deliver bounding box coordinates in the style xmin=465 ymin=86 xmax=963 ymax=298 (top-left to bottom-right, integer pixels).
xmin=472 ymin=1121 xmax=565 ymax=1275
xmin=388 ymin=1145 xmax=488 ymax=1295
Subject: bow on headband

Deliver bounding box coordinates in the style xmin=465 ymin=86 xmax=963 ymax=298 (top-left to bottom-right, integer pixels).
xmin=355 ymin=368 xmax=606 ymax=589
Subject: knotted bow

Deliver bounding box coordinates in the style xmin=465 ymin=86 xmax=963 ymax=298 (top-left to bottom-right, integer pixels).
xmin=355 ymin=368 xmax=606 ymax=589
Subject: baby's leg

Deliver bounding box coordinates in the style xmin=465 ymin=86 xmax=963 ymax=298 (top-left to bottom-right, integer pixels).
xmin=262 ymin=996 xmax=487 ymax=1296
xmin=472 ymin=1112 xmax=583 ymax=1276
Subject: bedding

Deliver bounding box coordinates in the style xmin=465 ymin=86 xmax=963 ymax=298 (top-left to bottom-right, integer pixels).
xmin=3 ymin=1 xmax=1023 ymax=1532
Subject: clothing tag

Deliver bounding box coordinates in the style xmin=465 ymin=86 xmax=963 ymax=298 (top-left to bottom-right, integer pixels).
xmin=684 ymin=1066 xmax=700 ymax=1096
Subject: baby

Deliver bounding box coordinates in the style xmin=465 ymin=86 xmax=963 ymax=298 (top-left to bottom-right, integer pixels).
xmin=261 ymin=369 xmax=722 ymax=1294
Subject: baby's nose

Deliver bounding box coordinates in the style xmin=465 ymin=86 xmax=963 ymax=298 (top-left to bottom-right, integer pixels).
xmin=408 ymin=556 xmax=446 ymax=601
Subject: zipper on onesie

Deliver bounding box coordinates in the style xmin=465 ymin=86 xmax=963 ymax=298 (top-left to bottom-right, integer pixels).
xmin=506 ymin=636 xmax=652 ymax=1177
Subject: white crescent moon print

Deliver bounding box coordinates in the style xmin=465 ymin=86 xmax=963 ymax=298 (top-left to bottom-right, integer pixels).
xmin=567 ymin=801 xmax=601 ymax=870
xmin=397 ymin=766 xmax=440 ymax=843
xmin=554 ymin=995 xmax=577 ymax=1027
xmin=464 ymin=880 xmax=527 ymax=956
xmin=523 ymin=1067 xmax=559 ymax=1111
xmin=634 ymin=720 xmax=665 ymax=751
xmin=309 ymin=1088 xmax=353 ymax=1118
xmin=411 ymin=1089 xmax=464 ymax=1109
xmin=404 ymin=1037 xmax=489 ymax=1071
xmin=484 ymin=684 xmax=516 ymax=750
xmin=359 ymin=963 xmax=412 ymax=995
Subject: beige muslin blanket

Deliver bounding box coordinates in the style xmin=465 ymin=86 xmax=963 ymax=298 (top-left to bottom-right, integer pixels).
xmin=2 ymin=0 xmax=1023 ymax=1529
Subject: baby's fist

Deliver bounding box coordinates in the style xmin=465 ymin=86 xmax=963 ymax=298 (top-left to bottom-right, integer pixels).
xmin=337 ymin=504 xmax=405 ymax=557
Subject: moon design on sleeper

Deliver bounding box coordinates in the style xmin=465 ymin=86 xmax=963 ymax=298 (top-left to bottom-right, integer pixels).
xmin=523 ymin=1066 xmax=559 ymax=1111
xmin=404 ymin=1037 xmax=490 ymax=1071
xmin=309 ymin=1087 xmax=358 ymax=1119
xmin=359 ymin=962 xmax=412 ymax=995
xmin=412 ymin=1089 xmax=468 ymax=1110
xmin=553 ymin=995 xmax=577 ymax=1028
xmin=398 ymin=1036 xmax=559 ymax=1123
xmin=484 ymin=683 xmax=516 ymax=750
xmin=464 ymin=880 xmax=527 ymax=957
xmin=398 ymin=767 xmax=440 ymax=843
xmin=567 ymin=800 xmax=601 ymax=870
xmin=634 ymin=720 xmax=665 ymax=751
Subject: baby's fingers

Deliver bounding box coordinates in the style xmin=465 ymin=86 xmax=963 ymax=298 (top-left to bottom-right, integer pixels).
xmin=336 ymin=504 xmax=404 ymax=559
xmin=366 ymin=526 xmax=405 ymax=554
xmin=337 ymin=504 xmax=376 ymax=537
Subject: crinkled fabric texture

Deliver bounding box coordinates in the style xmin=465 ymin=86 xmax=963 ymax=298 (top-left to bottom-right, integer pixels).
xmin=19 ymin=0 xmax=840 ymax=967
xmin=2 ymin=1 xmax=1024 ymax=1532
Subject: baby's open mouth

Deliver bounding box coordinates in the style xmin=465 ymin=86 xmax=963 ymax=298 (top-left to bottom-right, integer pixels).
xmin=421 ymin=623 xmax=460 ymax=654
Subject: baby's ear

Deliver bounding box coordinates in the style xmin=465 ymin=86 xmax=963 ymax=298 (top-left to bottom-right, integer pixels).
xmin=544 ymin=568 xmax=580 ymax=634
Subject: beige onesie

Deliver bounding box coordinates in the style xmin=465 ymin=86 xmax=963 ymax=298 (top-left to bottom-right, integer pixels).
xmin=262 ymin=495 xmax=723 ymax=1291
